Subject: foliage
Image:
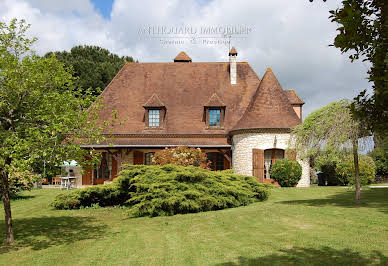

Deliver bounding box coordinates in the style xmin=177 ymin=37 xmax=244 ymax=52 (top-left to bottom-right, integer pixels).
xmin=336 ymin=155 xmax=376 ymax=185
xmin=5 ymin=188 xmax=388 ymax=265
xmin=0 ymin=165 xmax=40 ymax=198
xmin=270 ymin=159 xmax=302 ymax=187
xmin=52 ymin=165 xmax=270 ymax=217
xmin=370 ymin=147 xmax=388 ymax=179
xmin=45 ymin=45 xmax=135 ymax=96
xmin=152 ymin=147 xmax=209 ymax=169
xmin=321 ymin=0 xmax=388 ymax=136
xmin=0 ymin=18 xmax=112 ymax=243
xmin=292 ymin=100 xmax=360 ymax=160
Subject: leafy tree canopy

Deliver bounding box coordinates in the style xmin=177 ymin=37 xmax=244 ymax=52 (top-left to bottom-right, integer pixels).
xmin=45 ymin=45 xmax=136 ymax=96
xmin=292 ymin=100 xmax=364 ymax=203
xmin=311 ymin=0 xmax=387 ymax=143
xmin=0 ymin=19 xmax=109 ymax=244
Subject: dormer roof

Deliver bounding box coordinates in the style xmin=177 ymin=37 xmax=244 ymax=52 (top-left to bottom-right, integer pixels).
xmin=143 ymin=93 xmax=165 ymax=108
xmin=205 ymin=93 xmax=226 ymax=107
xmin=174 ymin=51 xmax=192 ymax=62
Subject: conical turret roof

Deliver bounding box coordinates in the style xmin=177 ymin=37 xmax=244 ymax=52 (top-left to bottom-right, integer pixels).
xmin=232 ymin=68 xmax=301 ymax=131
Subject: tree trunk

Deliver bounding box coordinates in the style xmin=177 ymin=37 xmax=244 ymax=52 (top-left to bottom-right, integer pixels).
xmin=353 ymin=139 xmax=361 ymax=204
xmin=1 ymin=171 xmax=14 ymax=244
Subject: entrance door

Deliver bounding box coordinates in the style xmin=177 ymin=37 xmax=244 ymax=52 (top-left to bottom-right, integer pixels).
xmin=252 ymin=149 xmax=264 ymax=182
xmin=93 ymin=152 xmax=118 ymax=185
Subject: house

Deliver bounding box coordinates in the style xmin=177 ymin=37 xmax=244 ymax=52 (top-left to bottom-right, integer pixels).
xmin=79 ymin=48 xmax=310 ymax=187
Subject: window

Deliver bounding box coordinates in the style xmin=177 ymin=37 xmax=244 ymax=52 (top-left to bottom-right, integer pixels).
xmin=209 ymin=109 xmax=221 ymax=127
xmin=145 ymin=153 xmax=154 ymax=165
xmin=148 ymin=109 xmax=160 ymax=127
xmin=207 ymin=152 xmax=224 ymax=171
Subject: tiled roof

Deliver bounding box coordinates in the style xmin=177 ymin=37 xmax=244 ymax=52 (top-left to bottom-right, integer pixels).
xmin=229 ymin=47 xmax=237 ymax=56
xmin=174 ymin=51 xmax=192 ymax=62
xmin=205 ymin=93 xmax=225 ymax=107
xmin=284 ymin=90 xmax=305 ymax=105
xmin=232 ymin=68 xmax=301 ymax=131
xmin=97 ymin=61 xmax=261 ymax=135
xmin=143 ymin=93 xmax=165 ymax=107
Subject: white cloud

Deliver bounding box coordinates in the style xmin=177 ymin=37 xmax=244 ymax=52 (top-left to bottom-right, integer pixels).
xmin=0 ymin=0 xmax=372 ymax=117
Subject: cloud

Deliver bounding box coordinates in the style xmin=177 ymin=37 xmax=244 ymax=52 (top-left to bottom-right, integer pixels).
xmin=0 ymin=0 xmax=372 ymax=117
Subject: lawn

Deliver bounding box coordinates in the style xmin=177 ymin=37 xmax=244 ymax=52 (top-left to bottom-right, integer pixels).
xmin=1 ymin=187 xmax=387 ymax=265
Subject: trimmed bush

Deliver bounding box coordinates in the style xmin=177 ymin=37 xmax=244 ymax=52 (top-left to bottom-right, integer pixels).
xmin=335 ymin=155 xmax=376 ymax=186
xmin=270 ymin=159 xmax=302 ymax=187
xmin=52 ymin=164 xmax=270 ymax=217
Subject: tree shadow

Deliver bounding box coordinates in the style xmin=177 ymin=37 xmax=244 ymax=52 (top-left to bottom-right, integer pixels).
xmin=0 ymin=216 xmax=106 ymax=253
xmin=218 ymin=246 xmax=388 ymax=266
xmin=11 ymin=194 xmax=36 ymax=201
xmin=278 ymin=188 xmax=388 ymax=214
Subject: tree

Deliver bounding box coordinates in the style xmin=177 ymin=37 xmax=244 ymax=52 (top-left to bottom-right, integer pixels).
xmin=311 ymin=0 xmax=388 ymax=146
xmin=45 ymin=45 xmax=136 ymax=96
xmin=0 ymin=19 xmax=107 ymax=244
xmin=291 ymin=100 xmax=365 ymax=203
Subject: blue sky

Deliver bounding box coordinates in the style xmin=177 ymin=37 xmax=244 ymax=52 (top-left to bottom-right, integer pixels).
xmin=90 ymin=0 xmax=113 ymax=19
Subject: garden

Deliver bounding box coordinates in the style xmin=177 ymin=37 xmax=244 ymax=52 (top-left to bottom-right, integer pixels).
xmin=1 ymin=186 xmax=387 ymax=265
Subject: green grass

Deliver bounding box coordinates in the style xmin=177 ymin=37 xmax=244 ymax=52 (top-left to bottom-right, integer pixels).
xmin=1 ymin=187 xmax=387 ymax=265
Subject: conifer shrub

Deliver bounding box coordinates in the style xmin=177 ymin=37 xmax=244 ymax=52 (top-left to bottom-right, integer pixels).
xmin=52 ymin=164 xmax=270 ymax=216
xmin=270 ymin=159 xmax=302 ymax=187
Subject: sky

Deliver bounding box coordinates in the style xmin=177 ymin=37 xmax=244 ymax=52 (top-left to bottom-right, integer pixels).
xmin=0 ymin=0 xmax=372 ymax=119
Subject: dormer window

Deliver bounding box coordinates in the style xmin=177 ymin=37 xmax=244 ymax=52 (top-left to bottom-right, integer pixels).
xmin=209 ymin=109 xmax=221 ymax=127
xmin=204 ymin=93 xmax=226 ymax=129
xmin=143 ymin=93 xmax=165 ymax=129
xmin=148 ymin=109 xmax=160 ymax=127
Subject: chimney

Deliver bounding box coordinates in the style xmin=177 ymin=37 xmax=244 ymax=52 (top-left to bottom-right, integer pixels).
xmin=229 ymin=47 xmax=237 ymax=85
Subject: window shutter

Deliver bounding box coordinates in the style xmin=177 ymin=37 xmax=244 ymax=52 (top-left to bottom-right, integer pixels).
xmin=134 ymin=151 xmax=144 ymax=165
xmin=224 ymin=156 xmax=231 ymax=169
xmin=252 ymin=149 xmax=264 ymax=182
xmin=286 ymin=149 xmax=297 ymax=160
xmin=82 ymin=156 xmax=93 ymax=185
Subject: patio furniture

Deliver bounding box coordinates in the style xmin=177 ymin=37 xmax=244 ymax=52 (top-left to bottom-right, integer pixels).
xmin=52 ymin=176 xmax=61 ymax=185
xmin=60 ymin=176 xmax=77 ymax=190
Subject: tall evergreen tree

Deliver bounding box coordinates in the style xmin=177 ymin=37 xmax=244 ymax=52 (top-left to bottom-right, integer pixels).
xmin=45 ymin=45 xmax=136 ymax=96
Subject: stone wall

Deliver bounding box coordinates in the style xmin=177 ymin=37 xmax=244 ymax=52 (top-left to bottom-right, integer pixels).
xmin=232 ymin=132 xmax=310 ymax=187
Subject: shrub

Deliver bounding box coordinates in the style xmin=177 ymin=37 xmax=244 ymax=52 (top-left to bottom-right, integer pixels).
xmin=270 ymin=159 xmax=302 ymax=187
xmin=0 ymin=165 xmax=41 ymax=198
xmin=335 ymin=155 xmax=376 ymax=186
xmin=370 ymin=148 xmax=388 ymax=179
xmin=152 ymin=146 xmax=209 ymax=168
xmin=52 ymin=164 xmax=270 ymax=217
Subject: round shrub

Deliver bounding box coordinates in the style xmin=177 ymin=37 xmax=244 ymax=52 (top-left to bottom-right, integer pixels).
xmin=270 ymin=159 xmax=302 ymax=187
xmin=335 ymin=155 xmax=376 ymax=186
xmin=52 ymin=164 xmax=271 ymax=217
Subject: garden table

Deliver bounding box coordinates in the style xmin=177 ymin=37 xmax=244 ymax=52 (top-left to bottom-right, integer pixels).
xmin=60 ymin=176 xmax=77 ymax=190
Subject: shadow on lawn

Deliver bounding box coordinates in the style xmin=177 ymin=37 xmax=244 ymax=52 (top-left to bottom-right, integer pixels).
xmin=0 ymin=216 xmax=106 ymax=253
xmin=278 ymin=188 xmax=388 ymax=214
xmin=218 ymin=246 xmax=388 ymax=266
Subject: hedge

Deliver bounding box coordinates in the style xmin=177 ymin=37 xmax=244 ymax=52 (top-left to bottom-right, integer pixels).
xmin=52 ymin=164 xmax=271 ymax=217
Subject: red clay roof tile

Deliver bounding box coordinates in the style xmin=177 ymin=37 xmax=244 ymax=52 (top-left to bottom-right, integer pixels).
xmin=232 ymin=68 xmax=301 ymax=131
xmin=174 ymin=51 xmax=192 ymax=62
xmin=284 ymin=90 xmax=305 ymax=105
